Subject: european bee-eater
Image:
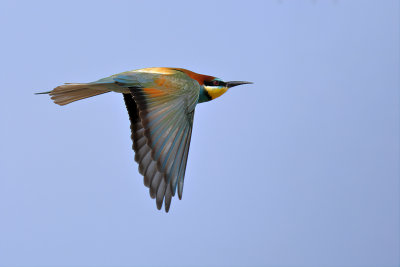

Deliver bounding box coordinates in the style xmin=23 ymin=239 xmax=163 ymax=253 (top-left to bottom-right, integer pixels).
xmin=38 ymin=67 xmax=252 ymax=212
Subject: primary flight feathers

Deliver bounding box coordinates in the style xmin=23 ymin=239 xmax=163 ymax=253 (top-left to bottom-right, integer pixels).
xmin=38 ymin=67 xmax=252 ymax=212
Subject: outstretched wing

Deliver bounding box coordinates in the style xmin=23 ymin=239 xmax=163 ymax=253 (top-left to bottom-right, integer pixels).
xmin=122 ymin=77 xmax=198 ymax=212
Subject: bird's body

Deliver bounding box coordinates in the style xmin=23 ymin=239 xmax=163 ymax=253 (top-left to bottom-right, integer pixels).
xmin=38 ymin=67 xmax=251 ymax=212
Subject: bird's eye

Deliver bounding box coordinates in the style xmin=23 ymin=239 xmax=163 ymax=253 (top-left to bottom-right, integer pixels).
xmin=213 ymin=80 xmax=220 ymax=86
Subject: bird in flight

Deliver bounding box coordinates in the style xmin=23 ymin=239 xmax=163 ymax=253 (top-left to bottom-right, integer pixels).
xmin=38 ymin=67 xmax=252 ymax=212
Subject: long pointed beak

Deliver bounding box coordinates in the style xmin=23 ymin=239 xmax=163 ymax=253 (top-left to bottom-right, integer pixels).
xmin=226 ymin=81 xmax=253 ymax=88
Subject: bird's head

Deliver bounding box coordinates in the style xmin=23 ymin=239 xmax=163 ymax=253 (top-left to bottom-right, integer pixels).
xmin=171 ymin=68 xmax=252 ymax=103
xmin=200 ymin=78 xmax=252 ymax=103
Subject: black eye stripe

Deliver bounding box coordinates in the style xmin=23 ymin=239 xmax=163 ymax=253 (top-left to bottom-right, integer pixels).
xmin=204 ymin=80 xmax=226 ymax=87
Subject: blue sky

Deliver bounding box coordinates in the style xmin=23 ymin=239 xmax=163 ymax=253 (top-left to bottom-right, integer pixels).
xmin=0 ymin=1 xmax=398 ymax=266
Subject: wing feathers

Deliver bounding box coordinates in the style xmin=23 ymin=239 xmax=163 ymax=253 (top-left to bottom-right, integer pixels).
xmin=177 ymin=120 xmax=193 ymax=199
xmin=156 ymin=179 xmax=167 ymax=210
xmin=123 ymin=81 xmax=198 ymax=211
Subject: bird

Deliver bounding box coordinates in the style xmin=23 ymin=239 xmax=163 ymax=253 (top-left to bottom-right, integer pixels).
xmin=37 ymin=67 xmax=252 ymax=212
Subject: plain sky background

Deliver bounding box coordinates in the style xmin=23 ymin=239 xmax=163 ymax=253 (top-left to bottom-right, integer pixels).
xmin=0 ymin=0 xmax=398 ymax=267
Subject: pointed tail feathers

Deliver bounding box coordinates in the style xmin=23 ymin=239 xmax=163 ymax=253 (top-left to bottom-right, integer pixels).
xmin=37 ymin=83 xmax=110 ymax=106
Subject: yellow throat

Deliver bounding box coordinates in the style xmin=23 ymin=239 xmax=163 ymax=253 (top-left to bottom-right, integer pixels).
xmin=204 ymin=85 xmax=228 ymax=100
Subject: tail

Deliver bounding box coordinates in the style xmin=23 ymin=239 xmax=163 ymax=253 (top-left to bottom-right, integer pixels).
xmin=36 ymin=83 xmax=110 ymax=106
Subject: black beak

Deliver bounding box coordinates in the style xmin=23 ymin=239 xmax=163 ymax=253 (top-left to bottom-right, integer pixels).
xmin=226 ymin=81 xmax=253 ymax=88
